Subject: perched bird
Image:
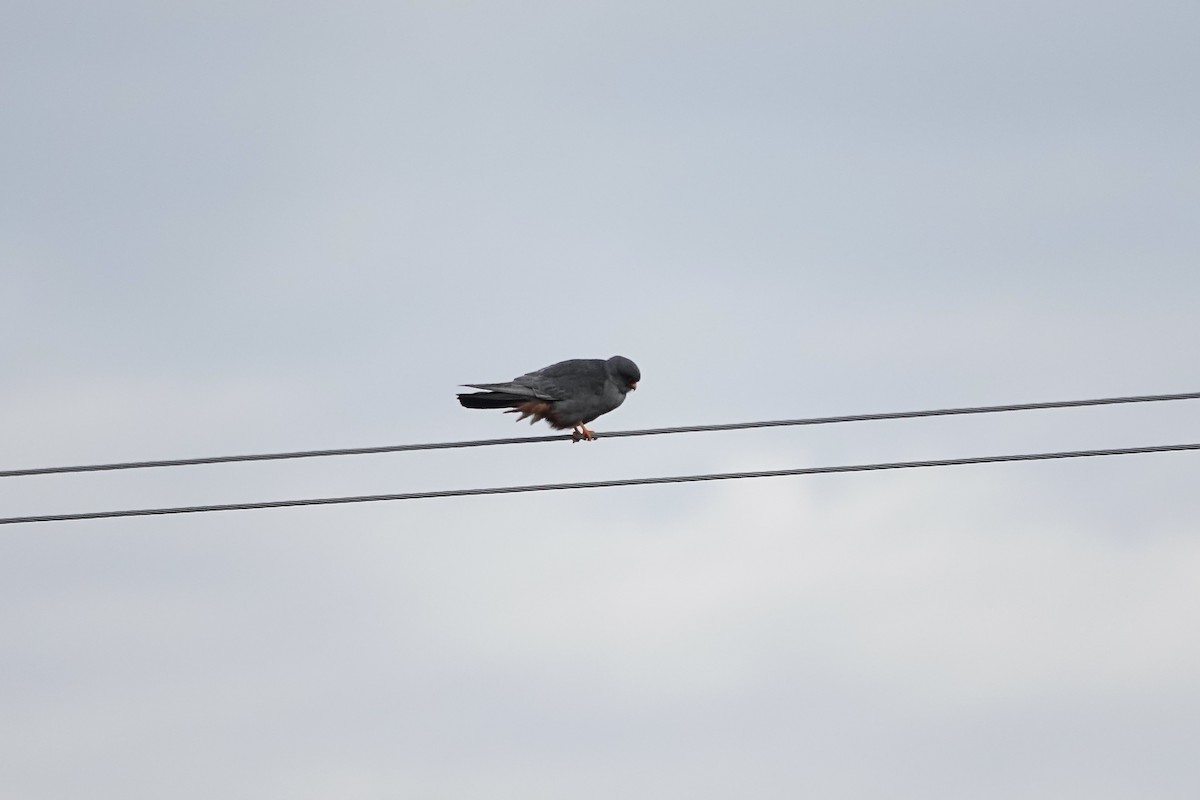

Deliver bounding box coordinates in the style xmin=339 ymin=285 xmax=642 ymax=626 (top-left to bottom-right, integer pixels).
xmin=457 ymin=356 xmax=641 ymax=441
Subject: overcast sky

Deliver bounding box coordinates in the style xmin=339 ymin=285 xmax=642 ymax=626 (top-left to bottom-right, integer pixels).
xmin=2 ymin=1 xmax=1199 ymax=798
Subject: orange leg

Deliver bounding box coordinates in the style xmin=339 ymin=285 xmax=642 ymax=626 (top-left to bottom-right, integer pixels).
xmin=572 ymin=424 xmax=596 ymax=442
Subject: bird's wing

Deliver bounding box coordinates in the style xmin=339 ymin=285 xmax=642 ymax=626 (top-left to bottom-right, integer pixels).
xmin=519 ymin=359 xmax=608 ymax=400
xmin=461 ymin=381 xmax=558 ymax=400
xmin=463 ymin=359 xmax=606 ymax=402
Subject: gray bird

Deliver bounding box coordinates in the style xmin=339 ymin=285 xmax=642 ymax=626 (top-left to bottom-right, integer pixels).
xmin=457 ymin=356 xmax=641 ymax=441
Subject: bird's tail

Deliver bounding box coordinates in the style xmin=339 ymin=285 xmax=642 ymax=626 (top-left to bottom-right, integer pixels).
xmin=457 ymin=391 xmax=529 ymax=410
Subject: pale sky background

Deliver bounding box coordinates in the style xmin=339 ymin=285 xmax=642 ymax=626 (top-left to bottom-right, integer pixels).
xmin=2 ymin=1 xmax=1199 ymax=798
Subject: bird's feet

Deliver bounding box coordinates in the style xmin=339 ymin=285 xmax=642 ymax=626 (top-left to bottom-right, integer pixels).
xmin=572 ymin=425 xmax=596 ymax=443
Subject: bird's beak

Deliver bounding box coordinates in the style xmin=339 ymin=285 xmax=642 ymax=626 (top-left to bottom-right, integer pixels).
xmin=630 ymin=382 xmax=638 ymax=390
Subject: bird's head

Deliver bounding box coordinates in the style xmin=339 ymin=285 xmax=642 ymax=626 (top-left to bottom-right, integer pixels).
xmin=607 ymin=355 xmax=641 ymax=393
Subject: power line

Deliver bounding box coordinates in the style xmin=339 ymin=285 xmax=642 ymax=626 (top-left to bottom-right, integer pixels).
xmin=3 ymin=390 xmax=1199 ymax=479
xmin=2 ymin=442 xmax=1196 ymax=526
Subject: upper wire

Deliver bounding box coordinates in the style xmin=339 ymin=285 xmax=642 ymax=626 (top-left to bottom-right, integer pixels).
xmin=3 ymin=390 xmax=1198 ymax=478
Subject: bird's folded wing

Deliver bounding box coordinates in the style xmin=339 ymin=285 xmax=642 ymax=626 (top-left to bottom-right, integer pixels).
xmin=461 ymin=381 xmax=558 ymax=400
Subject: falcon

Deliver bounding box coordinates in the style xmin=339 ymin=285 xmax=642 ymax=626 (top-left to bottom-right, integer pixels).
xmin=457 ymin=356 xmax=641 ymax=441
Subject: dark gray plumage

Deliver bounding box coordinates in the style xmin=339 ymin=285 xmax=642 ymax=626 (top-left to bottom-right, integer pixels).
xmin=457 ymin=356 xmax=641 ymax=441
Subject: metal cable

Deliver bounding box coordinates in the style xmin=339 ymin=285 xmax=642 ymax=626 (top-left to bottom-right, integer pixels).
xmin=3 ymin=390 xmax=1199 ymax=479
xmin=3 ymin=442 xmax=1196 ymax=526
